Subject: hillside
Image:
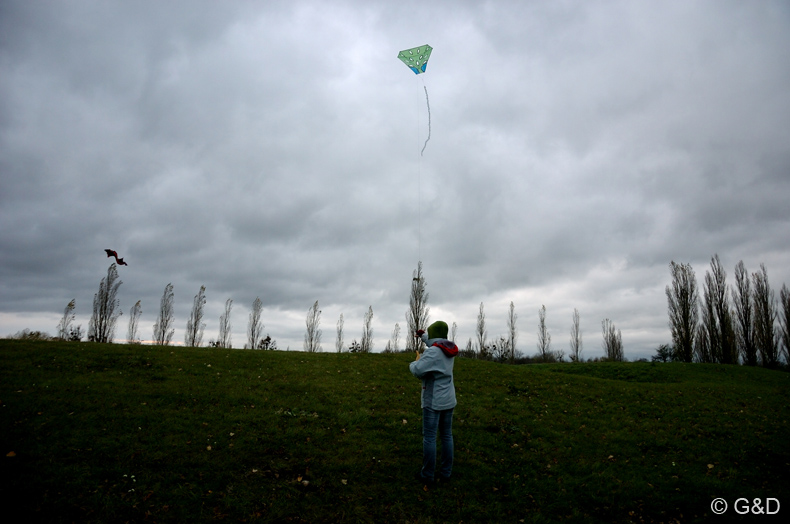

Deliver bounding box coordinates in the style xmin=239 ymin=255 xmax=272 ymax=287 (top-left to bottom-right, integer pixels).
xmin=1 ymin=340 xmax=788 ymax=523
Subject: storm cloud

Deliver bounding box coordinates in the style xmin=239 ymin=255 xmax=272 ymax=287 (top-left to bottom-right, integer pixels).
xmin=2 ymin=0 xmax=789 ymax=358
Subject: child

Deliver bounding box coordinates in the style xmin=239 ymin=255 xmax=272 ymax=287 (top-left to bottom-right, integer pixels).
xmin=409 ymin=320 xmax=459 ymax=484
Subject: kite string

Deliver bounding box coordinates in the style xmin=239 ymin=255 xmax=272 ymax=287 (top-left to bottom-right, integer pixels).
xmin=417 ymin=76 xmax=431 ymax=264
xmin=419 ymin=144 xmax=422 ymax=264
xmin=421 ymin=82 xmax=431 ymax=156
xmin=417 ymin=83 xmax=422 ymax=264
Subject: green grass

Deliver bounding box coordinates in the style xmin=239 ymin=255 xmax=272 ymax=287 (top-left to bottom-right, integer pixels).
xmin=1 ymin=340 xmax=788 ymax=523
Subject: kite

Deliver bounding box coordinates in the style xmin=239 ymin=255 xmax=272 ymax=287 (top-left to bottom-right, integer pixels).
xmin=104 ymin=249 xmax=128 ymax=266
xmin=397 ymin=44 xmax=432 ymax=75
xmin=398 ymin=45 xmax=432 ymax=155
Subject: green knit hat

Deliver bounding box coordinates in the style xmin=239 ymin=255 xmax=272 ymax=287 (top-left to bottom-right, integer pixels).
xmin=427 ymin=320 xmax=449 ymax=340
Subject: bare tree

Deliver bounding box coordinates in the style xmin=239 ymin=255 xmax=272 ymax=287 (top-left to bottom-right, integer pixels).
xmin=666 ymin=261 xmax=699 ymax=363
xmin=127 ymin=300 xmax=142 ymax=344
xmin=569 ymin=308 xmax=583 ymax=362
xmin=304 ymin=300 xmax=322 ymax=352
xmin=185 ymin=286 xmax=207 ymax=347
xmin=752 ymin=264 xmax=778 ymax=368
xmin=153 ymin=283 xmax=175 ymax=346
xmin=57 ymin=299 xmax=76 ymax=341
xmin=406 ymin=262 xmax=430 ymax=351
xmin=732 ymin=261 xmax=757 ymax=366
xmin=88 ymin=264 xmax=123 ymax=343
xmin=384 ymin=323 xmax=401 ymax=353
xmin=360 ymin=306 xmax=374 ymax=353
xmin=601 ymin=318 xmax=624 ymax=361
xmin=697 ymin=280 xmax=717 ymax=364
xmin=489 ymin=336 xmax=510 ymax=363
xmin=537 ymin=305 xmax=551 ymax=361
xmin=694 ymin=322 xmax=711 ymax=363
xmin=779 ymin=284 xmax=790 ymax=365
xmin=217 ymin=298 xmax=233 ymax=349
xmin=476 ymin=302 xmax=488 ymax=359
xmin=702 ymin=255 xmax=738 ymax=364
xmin=701 ymin=255 xmax=737 ymax=364
xmin=247 ymin=297 xmax=264 ymax=350
xmin=463 ymin=338 xmax=474 ymax=358
xmin=506 ymin=301 xmax=518 ymax=363
xmin=336 ymin=313 xmax=344 ymax=353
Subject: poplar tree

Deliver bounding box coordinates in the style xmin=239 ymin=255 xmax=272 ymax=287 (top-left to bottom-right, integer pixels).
xmin=666 ymin=261 xmax=699 ymax=362
xmin=779 ymin=284 xmax=790 ymax=365
xmin=127 ymin=300 xmax=142 ymax=344
xmin=753 ymin=264 xmax=778 ymax=368
xmin=153 ymin=283 xmax=175 ymax=346
xmin=698 ymin=255 xmax=736 ymax=363
xmin=732 ymin=261 xmax=757 ymax=366
xmin=304 ymin=300 xmax=322 ymax=352
xmin=360 ymin=306 xmax=374 ymax=353
xmin=537 ymin=305 xmax=551 ymax=361
xmin=602 ymin=318 xmax=624 ymax=361
xmin=185 ymin=286 xmax=207 ymax=347
xmin=57 ymin=299 xmax=76 ymax=341
xmin=217 ymin=298 xmax=233 ymax=349
xmin=247 ymin=297 xmax=263 ymax=349
xmin=88 ymin=264 xmax=123 ymax=343
xmin=336 ymin=313 xmax=344 ymax=353
xmin=570 ymin=308 xmax=583 ymax=362
xmin=406 ymin=262 xmax=429 ymax=352
xmin=506 ymin=301 xmax=518 ymax=363
xmin=476 ymin=302 xmax=488 ymax=359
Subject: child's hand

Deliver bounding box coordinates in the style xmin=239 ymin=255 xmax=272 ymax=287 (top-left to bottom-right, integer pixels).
xmin=415 ymin=351 xmax=421 ymax=361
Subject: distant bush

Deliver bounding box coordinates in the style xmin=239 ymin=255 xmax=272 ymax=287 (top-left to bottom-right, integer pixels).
xmin=652 ymin=343 xmax=675 ymax=362
xmin=68 ymin=326 xmax=83 ymax=342
xmin=8 ymin=329 xmax=53 ymax=341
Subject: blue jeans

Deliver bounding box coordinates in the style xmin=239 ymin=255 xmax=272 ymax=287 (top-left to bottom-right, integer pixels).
xmin=421 ymin=407 xmax=454 ymax=480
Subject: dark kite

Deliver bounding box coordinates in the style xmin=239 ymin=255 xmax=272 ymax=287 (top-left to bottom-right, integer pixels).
xmin=104 ymin=249 xmax=128 ymax=266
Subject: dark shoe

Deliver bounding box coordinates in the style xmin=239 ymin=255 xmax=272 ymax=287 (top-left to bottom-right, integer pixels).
xmin=415 ymin=472 xmax=434 ymax=486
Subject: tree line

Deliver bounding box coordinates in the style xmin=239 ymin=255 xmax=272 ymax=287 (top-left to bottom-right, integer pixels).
xmin=49 ymin=263 xmax=376 ymax=352
xmin=380 ymin=262 xmax=625 ymax=364
xmin=26 ymin=262 xmax=628 ymax=362
xmin=19 ymin=256 xmax=789 ymax=368
xmin=665 ymin=254 xmax=789 ymax=368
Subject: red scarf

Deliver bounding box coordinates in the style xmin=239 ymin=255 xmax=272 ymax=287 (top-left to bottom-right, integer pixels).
xmin=432 ymin=340 xmax=458 ymax=358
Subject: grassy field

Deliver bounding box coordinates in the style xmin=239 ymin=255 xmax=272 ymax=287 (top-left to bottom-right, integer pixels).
xmin=1 ymin=339 xmax=788 ymax=523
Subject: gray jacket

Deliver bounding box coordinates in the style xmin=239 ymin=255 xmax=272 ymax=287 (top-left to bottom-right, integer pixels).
xmin=409 ymin=333 xmax=458 ymax=410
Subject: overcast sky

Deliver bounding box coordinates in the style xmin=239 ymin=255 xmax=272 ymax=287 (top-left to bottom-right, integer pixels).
xmin=2 ymin=0 xmax=789 ymax=359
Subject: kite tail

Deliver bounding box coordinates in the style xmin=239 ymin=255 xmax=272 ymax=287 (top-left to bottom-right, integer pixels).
xmin=421 ymin=85 xmax=431 ymax=156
